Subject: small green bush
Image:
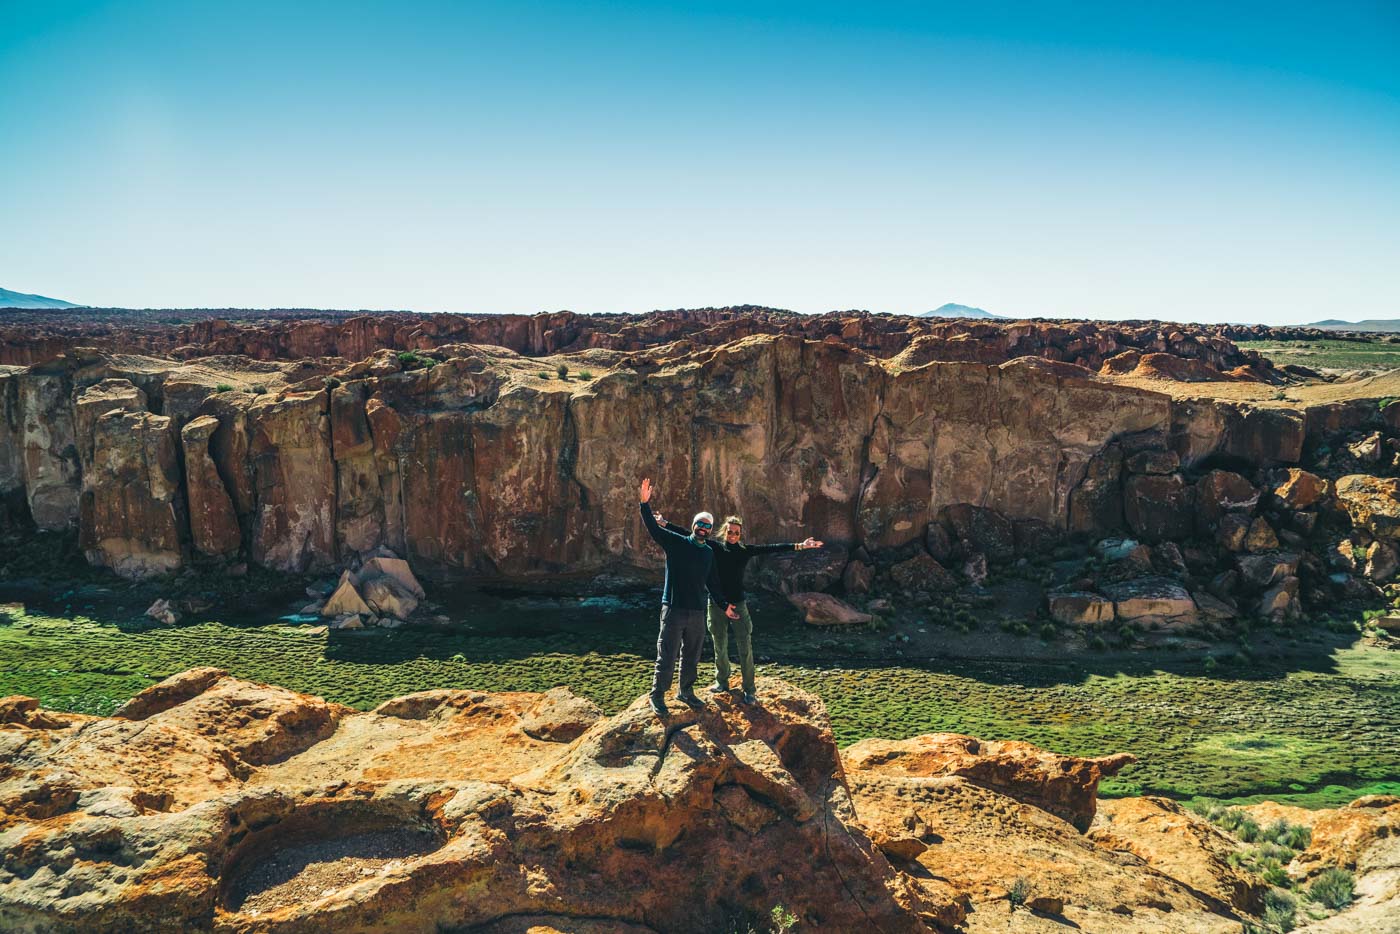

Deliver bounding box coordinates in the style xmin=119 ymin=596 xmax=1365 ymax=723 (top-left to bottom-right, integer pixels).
xmin=250 ymin=384 xmax=267 ymax=394
xmin=324 ymin=376 xmax=341 ymax=389
xmin=1088 ymin=635 xmax=1107 ymax=651
xmin=579 ymin=370 xmax=594 ymax=380
xmin=537 ymin=371 xmax=551 ymax=380
xmin=1007 ymin=877 xmax=1032 ymax=908
xmin=214 ymin=384 xmax=233 ymax=393
xmin=1039 ymin=622 xmax=1057 ymax=642
xmin=397 ymin=350 xmax=439 ymax=370
xmin=769 ymin=904 xmax=799 ymax=934
xmin=556 ymin=362 xmax=570 ymax=379
xmin=1307 ymin=868 xmax=1354 ymax=910
xmin=1262 ymin=889 xmax=1297 ymax=932
xmin=866 ymin=615 xmax=889 ymax=633
xmin=1263 ymin=820 xmax=1311 ymax=851
xmin=1258 ymin=859 xmax=1290 ymax=888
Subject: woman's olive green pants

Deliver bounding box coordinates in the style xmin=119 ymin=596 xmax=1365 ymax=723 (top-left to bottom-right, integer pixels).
xmin=707 ymin=600 xmax=755 ymax=694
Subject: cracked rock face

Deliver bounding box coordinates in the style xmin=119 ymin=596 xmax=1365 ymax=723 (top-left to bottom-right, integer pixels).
xmin=0 ymin=669 xmax=1320 ymax=934
xmin=0 ymin=310 xmax=1319 ymax=583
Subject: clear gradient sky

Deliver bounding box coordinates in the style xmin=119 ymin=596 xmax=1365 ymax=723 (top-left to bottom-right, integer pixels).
xmin=1 ymin=1 xmax=1397 ymax=323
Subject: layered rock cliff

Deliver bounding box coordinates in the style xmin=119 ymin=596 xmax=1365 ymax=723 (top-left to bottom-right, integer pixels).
xmin=0 ymin=313 xmax=1310 ymax=586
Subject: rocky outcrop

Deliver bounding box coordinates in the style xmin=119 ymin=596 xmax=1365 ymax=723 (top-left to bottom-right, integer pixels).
xmin=2 ymin=312 xmax=1398 ymax=608
xmin=75 ymin=380 xmax=185 ymax=578
xmin=0 ymin=671 xmax=1292 ymax=933
xmin=180 ymin=415 xmax=242 ymax=558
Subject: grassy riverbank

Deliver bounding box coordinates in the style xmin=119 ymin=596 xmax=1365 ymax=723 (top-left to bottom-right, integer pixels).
xmin=2 ymin=598 xmax=1395 ymax=806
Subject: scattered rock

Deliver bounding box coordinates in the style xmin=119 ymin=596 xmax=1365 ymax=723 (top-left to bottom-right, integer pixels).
xmin=1243 ymin=517 xmax=1279 ymax=553
xmin=1335 ymin=474 xmax=1400 ymax=540
xmin=888 ymin=553 xmax=959 ymax=596
xmin=1272 ymin=468 xmax=1328 ymax=510
xmin=1236 ymin=552 xmax=1300 ymax=590
xmin=361 ymin=575 xmax=419 ymax=620
xmin=144 ymin=598 xmax=178 ymax=626
xmin=940 ymin=503 xmax=1015 ymax=563
xmin=961 ymin=552 xmax=988 ymax=586
xmin=1364 ymin=541 xmax=1399 ymax=582
xmin=1258 ymin=577 xmax=1302 ymax=621
xmin=1124 ymin=473 xmax=1193 ymax=543
xmin=841 ymin=559 xmax=873 ymax=595
xmin=321 ymin=573 xmax=373 ymax=618
xmin=787 ymin=592 xmax=872 ymax=626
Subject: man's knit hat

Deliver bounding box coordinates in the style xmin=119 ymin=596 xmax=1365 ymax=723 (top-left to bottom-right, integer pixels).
xmin=692 ymin=511 xmax=715 ymax=527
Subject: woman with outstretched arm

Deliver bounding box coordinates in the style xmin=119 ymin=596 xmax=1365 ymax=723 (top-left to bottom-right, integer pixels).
xmin=656 ymin=511 xmax=822 ymax=704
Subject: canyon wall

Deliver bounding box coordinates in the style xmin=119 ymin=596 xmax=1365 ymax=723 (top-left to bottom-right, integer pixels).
xmin=0 ymin=325 xmax=1310 ymax=584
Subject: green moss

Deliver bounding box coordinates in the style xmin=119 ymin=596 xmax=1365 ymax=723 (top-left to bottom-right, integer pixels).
xmin=0 ymin=604 xmax=1397 ymax=802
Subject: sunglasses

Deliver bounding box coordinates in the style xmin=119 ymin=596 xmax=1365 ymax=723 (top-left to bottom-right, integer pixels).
xmin=693 ymin=521 xmax=712 ymax=530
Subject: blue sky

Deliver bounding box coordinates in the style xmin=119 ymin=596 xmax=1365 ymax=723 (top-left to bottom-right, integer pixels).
xmin=1 ymin=1 xmax=1396 ymax=323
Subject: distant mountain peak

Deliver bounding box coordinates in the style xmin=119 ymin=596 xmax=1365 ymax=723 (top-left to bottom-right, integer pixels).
xmin=919 ymin=302 xmax=1003 ymax=319
xmin=0 ymin=287 xmax=82 ymax=310
xmin=1309 ymin=318 xmax=1400 ymax=332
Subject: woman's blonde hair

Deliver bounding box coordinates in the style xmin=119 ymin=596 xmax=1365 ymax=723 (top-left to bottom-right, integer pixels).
xmin=718 ymin=515 xmax=744 ymax=538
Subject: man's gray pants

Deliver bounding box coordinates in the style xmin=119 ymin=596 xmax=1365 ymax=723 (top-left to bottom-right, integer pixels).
xmin=650 ymin=605 xmax=705 ymax=697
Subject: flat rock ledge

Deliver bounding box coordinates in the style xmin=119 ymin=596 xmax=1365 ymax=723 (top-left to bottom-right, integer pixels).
xmin=0 ymin=669 xmax=1376 ymax=933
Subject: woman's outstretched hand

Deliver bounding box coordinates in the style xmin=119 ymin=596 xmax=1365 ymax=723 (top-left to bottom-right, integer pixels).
xmin=640 ymin=478 xmax=653 ymax=503
xmin=799 ymin=537 xmax=823 ymax=550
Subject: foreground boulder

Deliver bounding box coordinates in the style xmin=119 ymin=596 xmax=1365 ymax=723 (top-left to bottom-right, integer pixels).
xmin=0 ymin=671 xmax=1365 ymax=934
xmin=0 ymin=671 xmax=947 ymax=932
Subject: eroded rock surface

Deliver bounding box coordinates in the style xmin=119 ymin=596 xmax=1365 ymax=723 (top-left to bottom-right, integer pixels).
xmin=0 ymin=670 xmax=1321 ymax=934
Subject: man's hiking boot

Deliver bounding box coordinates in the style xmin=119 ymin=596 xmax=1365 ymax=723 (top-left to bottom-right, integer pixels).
xmin=707 ymin=681 xmax=728 ymax=694
xmin=648 ymin=694 xmax=669 ymax=717
xmin=676 ymin=690 xmax=703 ymax=707
xmin=742 ymin=692 xmax=758 ymax=705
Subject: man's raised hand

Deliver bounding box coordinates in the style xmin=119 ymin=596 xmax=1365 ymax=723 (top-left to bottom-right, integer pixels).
xmin=800 ymin=537 xmax=823 ymax=550
xmin=726 ymin=604 xmax=739 ymax=620
xmin=640 ymin=478 xmax=653 ymax=503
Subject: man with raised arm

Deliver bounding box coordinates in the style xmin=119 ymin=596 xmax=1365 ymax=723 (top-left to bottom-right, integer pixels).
xmin=638 ymin=478 xmax=737 ymax=718
xmin=655 ymin=511 xmax=822 ymax=704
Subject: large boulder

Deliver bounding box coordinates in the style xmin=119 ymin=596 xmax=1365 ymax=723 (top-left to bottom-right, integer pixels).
xmin=787 ymin=592 xmax=872 ymax=626
xmin=842 ymin=733 xmax=1134 ymax=832
xmin=1047 ymin=591 xmax=1115 ymax=626
xmin=1272 ymin=468 xmax=1328 ymax=510
xmin=1236 ymin=552 xmax=1300 ymax=590
xmin=0 ymin=673 xmax=958 ymax=932
xmin=939 ymin=503 xmax=1014 ymax=563
xmin=887 ymin=552 xmax=960 ymax=596
xmin=1335 ymin=475 xmax=1400 ymax=540
xmin=361 ymin=574 xmax=420 ymax=620
xmin=1090 ymin=798 xmax=1266 ymax=914
xmin=1257 ymin=577 xmax=1302 ymax=621
xmin=1123 ymin=473 xmax=1194 ymax=543
xmin=1194 ymin=469 xmax=1258 ymax=527
xmin=1101 ymin=578 xmax=1198 ymax=628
